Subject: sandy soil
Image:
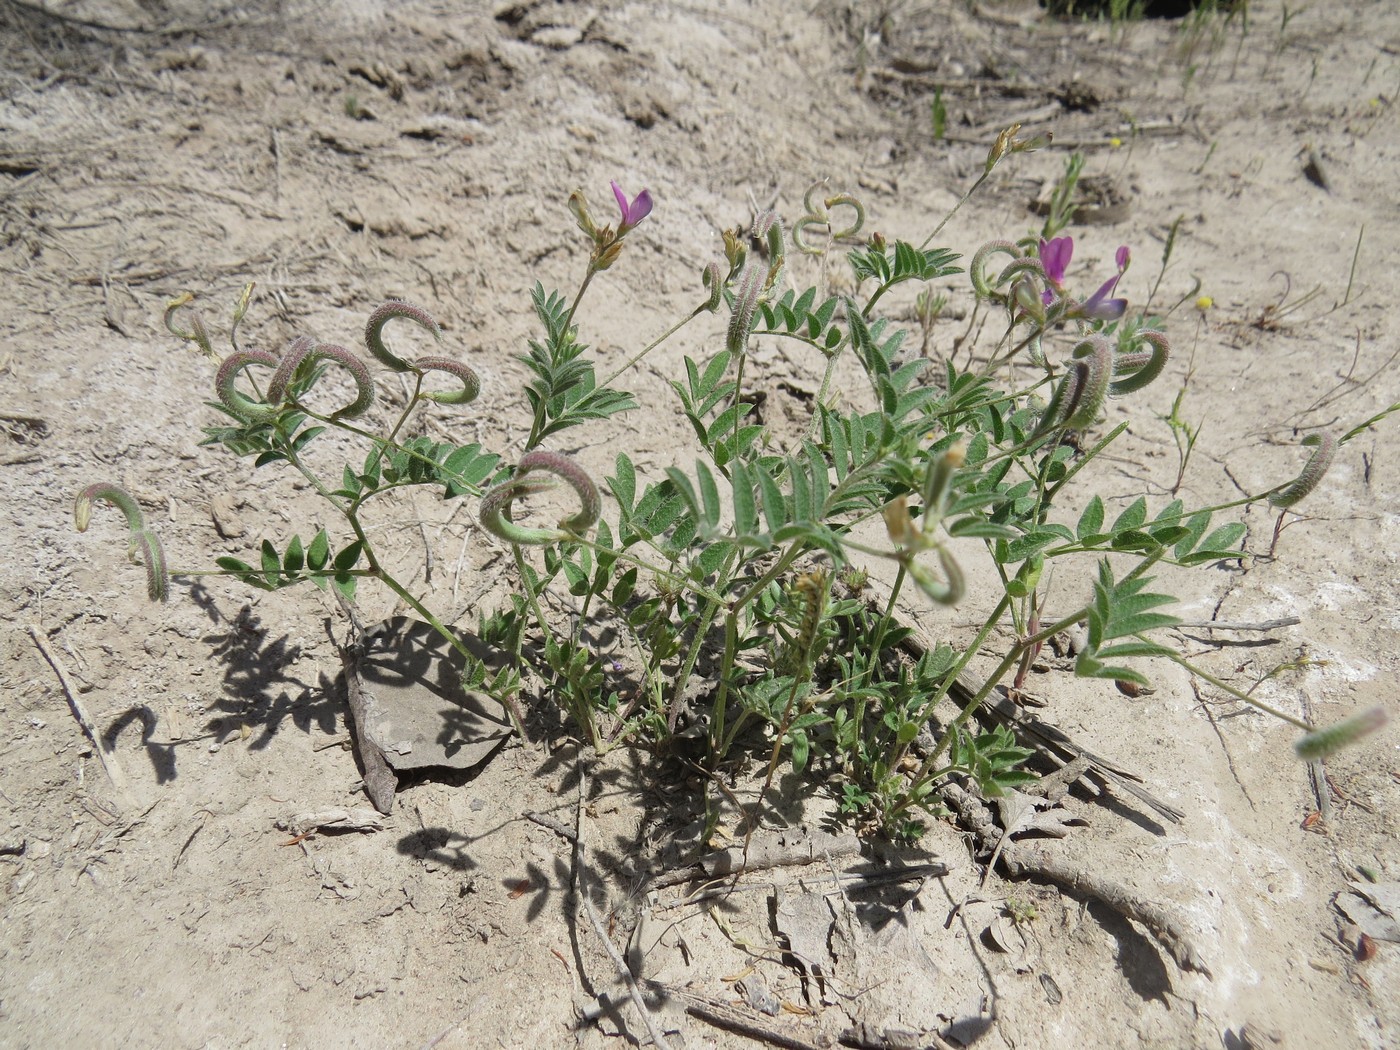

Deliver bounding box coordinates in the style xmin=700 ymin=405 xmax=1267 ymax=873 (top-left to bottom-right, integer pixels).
xmin=2 ymin=1 xmax=1398 ymax=1047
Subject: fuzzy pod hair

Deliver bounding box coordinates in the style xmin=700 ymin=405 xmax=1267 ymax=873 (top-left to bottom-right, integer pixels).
xmin=969 ymin=240 xmax=1024 ymax=299
xmin=727 ymin=261 xmax=765 ymax=357
xmin=74 ymin=483 xmax=168 ymax=602
xmin=1110 ymin=329 xmax=1170 ymax=396
xmin=1269 ymin=431 xmax=1338 ymax=509
xmin=479 ymin=451 xmax=602 ymax=546
xmin=412 ymin=356 xmax=481 ymax=405
xmin=215 ymin=348 xmax=283 ymax=423
xmin=268 ymin=340 xmax=376 ymax=419
xmin=1033 ymin=336 xmax=1112 ymax=439
xmin=365 ymin=299 xmax=442 ymax=373
xmin=1294 ymin=705 xmax=1386 ymax=760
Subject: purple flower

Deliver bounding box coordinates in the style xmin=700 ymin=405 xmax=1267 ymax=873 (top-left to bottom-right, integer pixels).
xmin=1039 ymin=237 xmax=1132 ymax=321
xmin=1038 ymin=236 xmax=1074 ymax=293
xmin=1079 ymin=245 xmax=1131 ymax=321
xmin=611 ymin=181 xmax=653 ymax=233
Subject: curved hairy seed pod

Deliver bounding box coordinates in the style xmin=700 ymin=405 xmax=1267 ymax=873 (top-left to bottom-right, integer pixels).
xmin=1269 ymin=431 xmax=1338 ymax=509
xmin=163 ymin=292 xmax=215 ymax=358
xmin=365 ymin=299 xmax=442 ymax=373
xmin=74 ymin=484 xmax=168 ymax=602
xmin=1034 ymin=337 xmax=1112 ymax=438
xmin=1294 ymin=706 xmax=1386 ymax=760
xmin=75 ymin=482 xmax=145 ymax=534
xmin=996 ymin=256 xmax=1049 ymax=292
xmin=412 ymin=356 xmax=480 ymax=405
xmin=727 ymin=261 xmax=764 ymax=356
xmin=791 ymin=217 xmax=827 ymax=256
xmin=909 ymin=547 xmax=965 ymax=606
xmin=698 ymin=261 xmax=724 ymax=314
xmin=969 ymin=240 xmax=1022 ymax=298
xmin=1110 ymin=329 xmax=1170 ymax=395
xmin=268 ymin=340 xmax=375 ymax=419
xmin=479 ymin=451 xmax=601 ymax=545
xmin=793 ymin=180 xmax=833 ymax=255
xmin=133 ymin=527 xmax=170 ymax=603
xmin=922 ymin=442 xmax=966 ymax=524
xmin=1059 ymin=338 xmax=1112 ymax=430
xmin=215 ymin=348 xmax=282 ymax=423
xmin=792 ymin=190 xmax=865 ymax=255
xmin=823 ymin=193 xmax=865 ymax=240
xmin=753 ymin=210 xmax=784 ymax=268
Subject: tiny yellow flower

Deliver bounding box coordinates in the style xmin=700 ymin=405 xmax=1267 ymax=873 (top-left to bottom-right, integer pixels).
xmin=1196 ymin=295 xmax=1214 ymax=311
xmin=1109 ymin=137 xmax=1123 ymax=149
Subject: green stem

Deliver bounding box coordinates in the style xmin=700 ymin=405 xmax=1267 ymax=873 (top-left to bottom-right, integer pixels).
xmin=1162 ymin=651 xmax=1312 ymax=731
xmin=373 ymin=562 xmax=528 ymax=738
xmin=860 ymin=564 xmax=907 ymax=690
xmin=600 ymin=311 xmax=702 ymax=389
xmin=708 ymin=611 xmax=742 ymax=762
xmin=919 ymin=169 xmax=991 ymax=252
xmin=568 ymin=536 xmax=726 ymax=605
xmin=668 ymin=542 xmax=741 ymax=730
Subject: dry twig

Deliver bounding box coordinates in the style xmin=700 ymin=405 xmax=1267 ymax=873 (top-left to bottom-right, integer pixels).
xmin=28 ymin=624 xmax=138 ymax=809
xmin=574 ymin=767 xmax=674 ymax=1050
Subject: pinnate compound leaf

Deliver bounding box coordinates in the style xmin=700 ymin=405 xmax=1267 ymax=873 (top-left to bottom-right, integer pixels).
xmin=1174 ymin=510 xmax=1213 ymax=560
xmin=442 ymin=444 xmax=501 ymax=496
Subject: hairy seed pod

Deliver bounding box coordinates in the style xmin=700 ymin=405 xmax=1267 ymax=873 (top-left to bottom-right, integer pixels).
xmin=791 ymin=570 xmax=829 ymax=662
xmin=727 ymin=261 xmax=764 ymax=356
xmin=823 ymin=193 xmax=865 ymax=240
xmin=215 ymin=348 xmax=282 ymax=423
xmin=133 ymin=527 xmax=169 ymax=603
xmin=412 ymin=356 xmax=480 ymax=405
xmin=996 ymin=256 xmax=1049 ymax=293
xmin=74 ymin=483 xmax=168 ymax=603
xmin=969 ymin=240 xmax=1022 ymax=299
xmin=268 ymin=339 xmax=376 ymax=419
xmin=1294 ymin=705 xmax=1387 ymax=760
xmin=752 ymin=209 xmax=785 ymax=270
xmin=365 ymin=299 xmax=442 ymax=373
xmin=75 ymin=482 xmax=145 ymax=534
xmin=1110 ymin=329 xmax=1170 ymax=395
xmin=1033 ymin=337 xmax=1112 ymax=439
xmin=163 ymin=292 xmax=215 ymax=358
xmin=1269 ymin=431 xmax=1338 ymax=509
xmin=699 ymin=261 xmax=724 ymax=314
xmin=908 ymin=547 xmax=965 ymax=606
xmin=479 ymin=451 xmax=602 ymax=546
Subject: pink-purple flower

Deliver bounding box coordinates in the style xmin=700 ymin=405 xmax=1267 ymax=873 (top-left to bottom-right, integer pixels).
xmin=1039 ymin=236 xmax=1074 ymax=298
xmin=1037 ymin=237 xmax=1130 ymax=321
xmin=611 ymin=181 xmax=653 ymax=233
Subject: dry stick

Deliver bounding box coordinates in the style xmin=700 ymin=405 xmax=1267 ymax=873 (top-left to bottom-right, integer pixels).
xmin=840 ymin=1023 xmax=960 ymax=1050
xmin=330 ymin=592 xmax=395 ymax=813
xmin=942 ymin=783 xmax=1210 ymax=977
xmin=28 ymin=624 xmax=138 ymax=810
xmin=573 ymin=766 xmax=674 ymax=1050
xmin=1175 ymin=616 xmax=1300 ymax=631
xmin=337 ymin=643 xmax=397 ymax=815
xmin=649 ymin=982 xmax=825 ymax=1050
